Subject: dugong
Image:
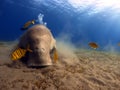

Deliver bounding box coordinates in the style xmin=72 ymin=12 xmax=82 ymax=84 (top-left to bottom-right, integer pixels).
xmin=18 ymin=24 xmax=57 ymax=67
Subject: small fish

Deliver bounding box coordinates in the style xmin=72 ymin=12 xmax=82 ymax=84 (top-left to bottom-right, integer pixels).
xmin=11 ymin=44 xmax=32 ymax=61
xmin=89 ymin=42 xmax=98 ymax=49
xmin=53 ymin=49 xmax=58 ymax=63
xmin=21 ymin=20 xmax=35 ymax=30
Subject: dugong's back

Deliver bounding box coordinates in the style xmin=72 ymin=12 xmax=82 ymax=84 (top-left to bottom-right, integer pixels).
xmin=19 ymin=24 xmax=54 ymax=48
xmin=27 ymin=24 xmax=53 ymax=37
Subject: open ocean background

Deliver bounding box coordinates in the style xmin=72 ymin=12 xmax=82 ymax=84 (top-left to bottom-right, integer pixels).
xmin=1 ymin=0 xmax=120 ymax=52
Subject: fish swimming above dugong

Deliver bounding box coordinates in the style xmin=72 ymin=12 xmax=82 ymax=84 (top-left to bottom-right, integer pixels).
xmin=11 ymin=24 xmax=58 ymax=67
xmin=21 ymin=20 xmax=36 ymax=30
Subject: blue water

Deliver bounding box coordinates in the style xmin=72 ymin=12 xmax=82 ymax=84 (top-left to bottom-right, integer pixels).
xmin=1 ymin=0 xmax=120 ymax=51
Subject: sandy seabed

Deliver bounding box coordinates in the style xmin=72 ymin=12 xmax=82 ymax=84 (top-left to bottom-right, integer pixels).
xmin=0 ymin=42 xmax=120 ymax=90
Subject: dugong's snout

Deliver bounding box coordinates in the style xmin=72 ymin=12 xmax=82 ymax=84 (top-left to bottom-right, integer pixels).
xmin=27 ymin=41 xmax=53 ymax=67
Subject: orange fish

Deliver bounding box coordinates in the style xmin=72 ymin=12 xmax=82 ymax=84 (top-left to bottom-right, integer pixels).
xmin=89 ymin=42 xmax=98 ymax=49
xmin=21 ymin=20 xmax=35 ymax=30
xmin=53 ymin=49 xmax=58 ymax=63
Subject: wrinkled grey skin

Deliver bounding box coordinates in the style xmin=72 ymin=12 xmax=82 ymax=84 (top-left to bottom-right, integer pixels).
xmin=18 ymin=24 xmax=56 ymax=67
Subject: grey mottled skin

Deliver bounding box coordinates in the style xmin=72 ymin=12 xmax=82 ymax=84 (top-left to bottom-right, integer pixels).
xmin=18 ymin=24 xmax=56 ymax=67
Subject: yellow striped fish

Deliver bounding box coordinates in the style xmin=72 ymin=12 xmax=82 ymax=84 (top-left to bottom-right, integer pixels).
xmin=11 ymin=45 xmax=32 ymax=61
xmin=53 ymin=49 xmax=58 ymax=63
